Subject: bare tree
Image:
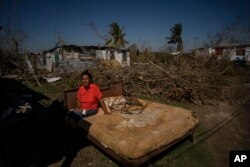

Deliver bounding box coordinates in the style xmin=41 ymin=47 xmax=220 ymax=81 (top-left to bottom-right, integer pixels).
xmin=210 ymin=17 xmax=250 ymax=45
xmin=83 ymin=22 xmax=108 ymax=42
xmin=54 ymin=30 xmax=65 ymax=47
xmin=0 ymin=0 xmax=27 ymax=75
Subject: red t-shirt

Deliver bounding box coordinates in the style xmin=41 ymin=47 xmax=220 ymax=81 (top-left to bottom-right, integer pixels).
xmin=77 ymin=83 xmax=102 ymax=110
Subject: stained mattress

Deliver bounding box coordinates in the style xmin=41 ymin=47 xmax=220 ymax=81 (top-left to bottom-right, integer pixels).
xmin=77 ymin=96 xmax=199 ymax=159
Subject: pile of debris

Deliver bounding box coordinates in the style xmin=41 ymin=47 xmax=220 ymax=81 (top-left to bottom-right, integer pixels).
xmin=13 ymin=54 xmax=242 ymax=105
xmin=90 ymin=55 xmax=241 ymax=105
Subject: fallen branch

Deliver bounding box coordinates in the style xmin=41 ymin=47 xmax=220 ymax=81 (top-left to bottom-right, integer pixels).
xmin=147 ymin=60 xmax=177 ymax=78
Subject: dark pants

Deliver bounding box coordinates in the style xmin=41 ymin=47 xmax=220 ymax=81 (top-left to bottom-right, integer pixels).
xmin=68 ymin=109 xmax=98 ymax=122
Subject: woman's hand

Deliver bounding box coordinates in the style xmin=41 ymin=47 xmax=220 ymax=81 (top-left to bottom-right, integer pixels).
xmin=99 ymin=98 xmax=112 ymax=115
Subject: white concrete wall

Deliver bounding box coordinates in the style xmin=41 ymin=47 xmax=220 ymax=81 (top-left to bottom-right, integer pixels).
xmin=225 ymin=48 xmax=235 ymax=56
xmin=63 ymin=50 xmax=71 ymax=59
xmin=62 ymin=50 xmax=79 ymax=60
xmin=107 ymin=51 xmax=111 ymax=60
xmin=245 ymin=47 xmax=250 ymax=62
xmin=95 ymin=50 xmax=110 ymax=60
xmin=52 ymin=53 xmax=55 ymax=62
xmin=114 ymin=51 xmax=122 ymax=64
xmin=95 ymin=50 xmax=102 ymax=59
xmin=229 ymin=47 xmax=249 ymax=61
xmin=208 ymin=47 xmax=215 ymax=55
xmin=225 ymin=48 xmax=237 ymax=61
xmin=114 ymin=51 xmax=130 ymax=67
xmin=211 ymin=47 xmax=249 ymax=61
xmin=45 ymin=52 xmax=53 ymax=72
xmin=72 ymin=52 xmax=79 ymax=59
xmin=95 ymin=49 xmax=130 ymax=67
xmin=126 ymin=52 xmax=130 ymax=66
xmin=35 ymin=54 xmax=46 ymax=70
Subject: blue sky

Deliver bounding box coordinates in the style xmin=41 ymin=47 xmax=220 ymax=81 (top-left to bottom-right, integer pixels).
xmin=1 ymin=0 xmax=250 ymax=51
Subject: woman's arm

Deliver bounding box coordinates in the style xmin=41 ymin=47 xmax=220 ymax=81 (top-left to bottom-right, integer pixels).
xmin=77 ymin=99 xmax=81 ymax=111
xmin=99 ymin=98 xmax=111 ymax=115
xmin=76 ymin=87 xmax=82 ymax=112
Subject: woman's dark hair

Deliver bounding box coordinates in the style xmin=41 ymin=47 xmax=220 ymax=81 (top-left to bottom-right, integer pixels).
xmin=81 ymin=70 xmax=92 ymax=82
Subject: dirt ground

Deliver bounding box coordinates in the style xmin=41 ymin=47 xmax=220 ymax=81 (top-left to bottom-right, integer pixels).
xmin=193 ymin=74 xmax=250 ymax=167
xmin=193 ymin=101 xmax=250 ymax=167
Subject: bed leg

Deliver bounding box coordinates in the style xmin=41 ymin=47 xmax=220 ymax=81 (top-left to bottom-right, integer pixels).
xmin=190 ymin=131 xmax=197 ymax=144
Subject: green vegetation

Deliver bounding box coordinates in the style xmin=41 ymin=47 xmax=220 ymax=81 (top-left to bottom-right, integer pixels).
xmin=166 ymin=23 xmax=183 ymax=52
xmin=105 ymin=22 xmax=128 ymax=48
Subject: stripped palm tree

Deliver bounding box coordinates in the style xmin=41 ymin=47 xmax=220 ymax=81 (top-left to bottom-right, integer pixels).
xmin=166 ymin=23 xmax=183 ymax=52
xmin=105 ymin=22 xmax=128 ymax=48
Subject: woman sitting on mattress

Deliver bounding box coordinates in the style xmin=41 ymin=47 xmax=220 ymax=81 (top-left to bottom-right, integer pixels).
xmin=67 ymin=70 xmax=111 ymax=127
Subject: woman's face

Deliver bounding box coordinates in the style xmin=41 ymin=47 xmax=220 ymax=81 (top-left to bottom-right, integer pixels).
xmin=82 ymin=75 xmax=91 ymax=87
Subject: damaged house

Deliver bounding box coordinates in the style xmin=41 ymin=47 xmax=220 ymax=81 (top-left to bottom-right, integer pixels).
xmin=212 ymin=44 xmax=250 ymax=62
xmin=95 ymin=47 xmax=130 ymax=67
xmin=196 ymin=44 xmax=250 ymax=62
xmin=34 ymin=45 xmax=96 ymax=72
xmin=33 ymin=45 xmax=130 ymax=72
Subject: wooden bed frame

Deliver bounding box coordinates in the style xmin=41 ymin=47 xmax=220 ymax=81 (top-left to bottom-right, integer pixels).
xmin=64 ymin=82 xmax=198 ymax=167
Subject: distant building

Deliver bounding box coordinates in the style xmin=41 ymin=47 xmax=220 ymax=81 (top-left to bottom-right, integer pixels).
xmin=196 ymin=44 xmax=250 ymax=62
xmin=95 ymin=47 xmax=130 ymax=67
xmin=33 ymin=45 xmax=130 ymax=72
